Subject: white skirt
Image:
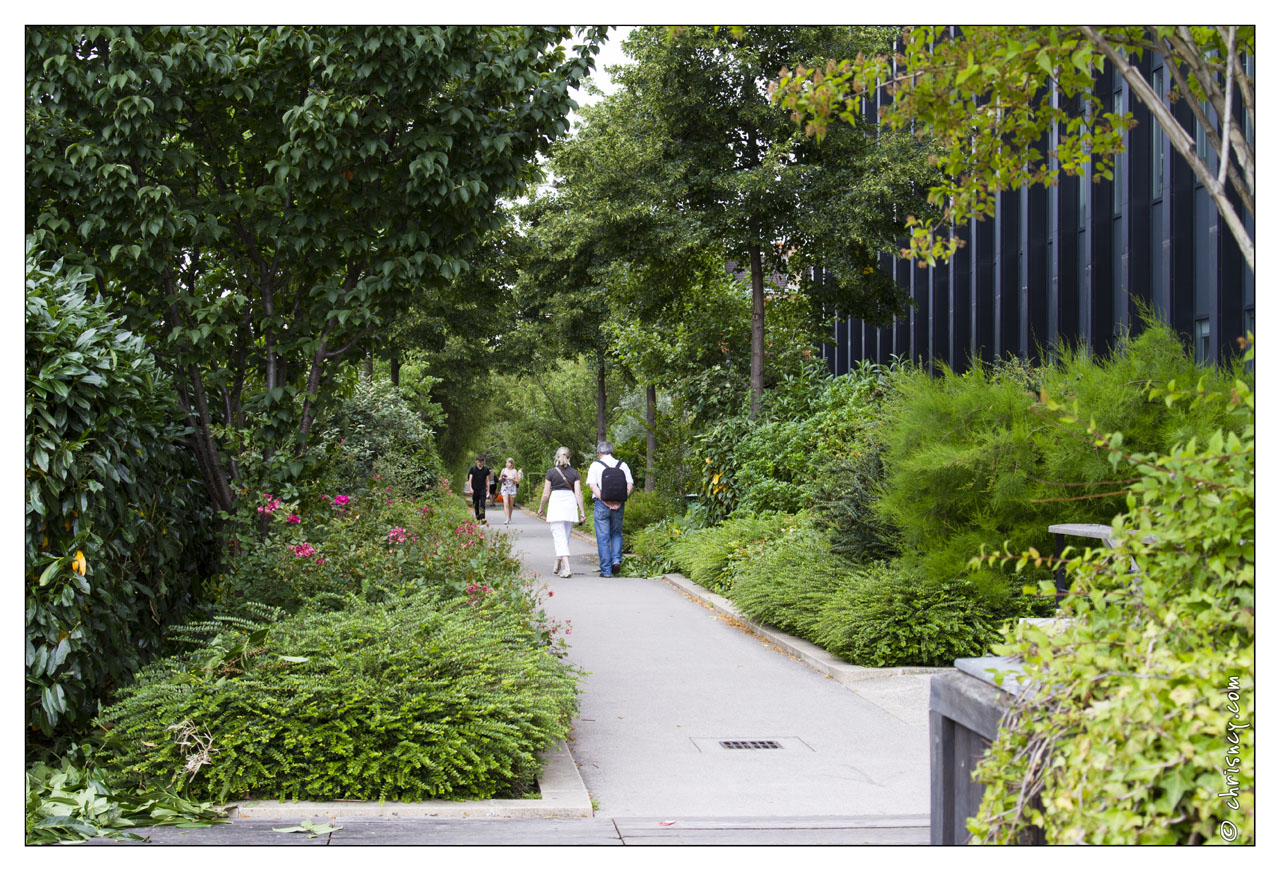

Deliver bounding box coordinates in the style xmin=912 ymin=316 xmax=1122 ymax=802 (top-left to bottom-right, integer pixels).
xmin=546 ymin=489 xmax=578 ymax=523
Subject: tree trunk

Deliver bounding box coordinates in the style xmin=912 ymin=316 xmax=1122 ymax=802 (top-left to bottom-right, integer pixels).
xmin=645 ymin=384 xmax=656 ymax=492
xmin=184 ymin=364 xmax=236 ymax=513
xmin=596 ymin=356 xmax=607 ymax=446
xmin=363 ymin=352 xmax=373 ymax=381
xmin=748 ymin=244 xmax=766 ymax=417
xmin=390 ymin=358 xmax=401 ymax=386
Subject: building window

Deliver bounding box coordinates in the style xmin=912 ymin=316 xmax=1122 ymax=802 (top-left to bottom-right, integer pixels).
xmin=1195 ymin=318 xmax=1211 ymax=363
xmin=1151 ymin=67 xmax=1165 ymax=199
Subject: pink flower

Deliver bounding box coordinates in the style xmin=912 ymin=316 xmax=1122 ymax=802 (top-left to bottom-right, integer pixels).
xmin=333 ymin=494 xmax=350 ymax=507
xmin=548 ymin=591 xmax=554 ymax=597
xmin=322 ymin=494 xmax=331 ymax=502
xmin=316 ymin=557 xmax=325 ymax=565
xmin=386 ymin=487 xmax=392 ymax=493
xmin=387 ymin=499 xmax=394 ymax=506
xmin=286 ymin=514 xmax=301 ymax=524
xmin=388 ymin=526 xmax=408 ymax=544
xmin=290 ymin=542 xmax=317 ymax=558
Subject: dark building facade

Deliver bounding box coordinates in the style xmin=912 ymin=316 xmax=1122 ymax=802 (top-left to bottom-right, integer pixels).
xmin=822 ymin=44 xmax=1254 ymax=376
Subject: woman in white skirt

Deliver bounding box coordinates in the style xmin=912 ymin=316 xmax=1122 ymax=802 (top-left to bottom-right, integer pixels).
xmin=535 ymin=446 xmax=586 ymax=578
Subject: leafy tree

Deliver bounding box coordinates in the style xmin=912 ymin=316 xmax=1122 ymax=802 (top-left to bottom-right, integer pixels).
xmin=773 ymin=26 xmax=1255 ymax=271
xmin=617 ymin=25 xmax=937 ymax=415
xmin=26 ymin=25 xmax=606 ymax=511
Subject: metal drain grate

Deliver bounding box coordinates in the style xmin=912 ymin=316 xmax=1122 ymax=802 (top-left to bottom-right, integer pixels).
xmin=719 ymin=739 xmax=783 ymax=750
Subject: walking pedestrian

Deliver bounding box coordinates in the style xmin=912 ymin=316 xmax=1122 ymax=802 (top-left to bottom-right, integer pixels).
xmin=586 ymin=440 xmax=633 ymax=578
xmin=465 ymin=456 xmax=492 ymax=524
xmin=499 ymin=457 xmax=522 ymax=526
xmin=536 ymin=446 xmax=585 ymax=578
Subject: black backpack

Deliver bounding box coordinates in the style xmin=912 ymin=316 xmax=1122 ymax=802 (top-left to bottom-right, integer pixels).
xmin=599 ymin=459 xmax=629 ymax=503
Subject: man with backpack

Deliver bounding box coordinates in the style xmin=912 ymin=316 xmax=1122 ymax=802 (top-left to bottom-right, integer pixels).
xmin=586 ymin=440 xmax=633 ymax=578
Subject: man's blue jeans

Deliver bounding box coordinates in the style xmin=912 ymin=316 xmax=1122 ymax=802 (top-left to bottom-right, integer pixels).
xmin=593 ymin=499 xmax=624 ymax=576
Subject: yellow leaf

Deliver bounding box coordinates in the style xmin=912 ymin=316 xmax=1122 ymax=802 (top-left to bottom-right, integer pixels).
xmin=72 ymin=550 xmax=87 ymax=576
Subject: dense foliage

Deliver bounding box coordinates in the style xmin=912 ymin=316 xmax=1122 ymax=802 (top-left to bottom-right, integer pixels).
xmin=877 ymin=326 xmax=1242 ymax=606
xmin=969 ymin=366 xmax=1254 ymax=844
xmin=313 ymin=376 xmax=445 ymax=496
xmin=666 ymin=511 xmax=798 ymax=595
xmin=813 ymin=565 xmax=1005 ymax=667
xmin=26 ymin=248 xmax=215 ymax=737
xmin=97 ymin=591 xmax=577 ymax=802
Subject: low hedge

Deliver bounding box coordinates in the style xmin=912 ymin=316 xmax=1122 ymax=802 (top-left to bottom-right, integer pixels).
xmin=96 ymin=592 xmax=578 ymax=803
xmin=728 ymin=523 xmax=847 ymax=639
xmin=813 ymin=563 xmax=1006 ymax=667
xmin=666 ymin=511 xmax=798 ymax=595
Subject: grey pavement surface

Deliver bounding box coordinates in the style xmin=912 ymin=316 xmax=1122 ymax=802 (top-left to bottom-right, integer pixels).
xmin=87 ymin=500 xmax=932 ymax=846
xmin=501 ymin=505 xmax=931 ymax=821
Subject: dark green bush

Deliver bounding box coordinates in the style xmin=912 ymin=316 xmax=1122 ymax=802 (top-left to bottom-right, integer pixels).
xmin=698 ymin=362 xmax=893 ymax=522
xmin=728 ymin=521 xmax=850 ymax=639
xmin=814 ymin=440 xmax=900 ymax=562
xmin=621 ymin=489 xmax=684 ymax=533
xmin=814 ymin=562 xmax=1006 ymax=667
xmin=96 ymin=593 xmax=578 ymax=803
xmin=626 ymin=515 xmax=695 ymax=577
xmin=25 ymin=246 xmax=215 ymax=736
xmin=667 ymin=512 xmax=798 ymax=594
xmin=314 ymin=377 xmax=444 ymax=496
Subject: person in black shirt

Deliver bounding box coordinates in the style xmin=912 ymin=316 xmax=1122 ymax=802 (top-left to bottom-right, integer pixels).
xmin=466 ymin=457 xmax=492 ymax=523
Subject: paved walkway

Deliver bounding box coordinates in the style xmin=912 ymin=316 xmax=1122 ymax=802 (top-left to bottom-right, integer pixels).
xmin=498 ymin=505 xmax=932 ymax=824
xmin=89 ymin=501 xmax=934 ymax=846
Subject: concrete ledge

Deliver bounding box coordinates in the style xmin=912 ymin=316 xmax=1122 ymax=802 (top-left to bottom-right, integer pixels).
xmin=661 ymin=573 xmax=952 ymax=686
xmin=223 ymin=740 xmax=592 ymax=820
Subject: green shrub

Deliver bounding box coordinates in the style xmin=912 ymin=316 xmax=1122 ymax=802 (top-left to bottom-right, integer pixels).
xmin=314 ymin=377 xmax=444 ymax=496
xmin=729 ymin=520 xmax=850 ymax=639
xmin=698 ymin=362 xmax=892 ymax=522
xmin=25 ymin=246 xmax=215 ymax=736
xmin=813 ymin=562 xmax=1005 ymax=667
xmin=876 ymin=325 xmax=1242 ymax=603
xmin=626 ymin=515 xmax=695 ymax=577
xmin=667 ymin=512 xmax=797 ymax=594
xmin=96 ymin=593 xmax=579 ymax=803
xmin=970 ymin=367 xmax=1254 ymax=844
xmin=26 ymin=744 xmax=225 ymax=844
xmin=621 ymin=489 xmax=683 ymax=532
xmin=814 ymin=439 xmax=900 ymax=562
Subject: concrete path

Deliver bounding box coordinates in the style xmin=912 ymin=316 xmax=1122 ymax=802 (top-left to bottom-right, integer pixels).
xmin=495 ymin=504 xmax=932 ymax=825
